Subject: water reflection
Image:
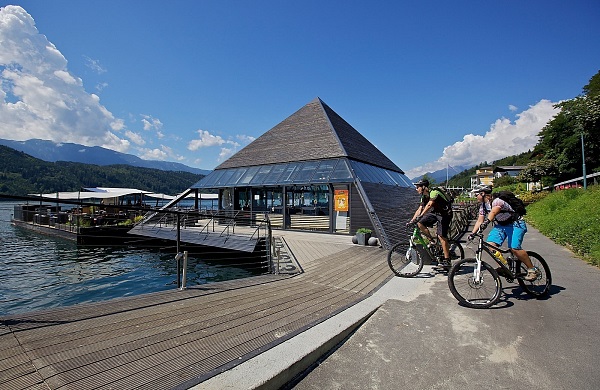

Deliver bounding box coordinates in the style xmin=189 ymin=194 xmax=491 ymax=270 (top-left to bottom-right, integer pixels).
xmin=0 ymin=202 xmax=257 ymax=315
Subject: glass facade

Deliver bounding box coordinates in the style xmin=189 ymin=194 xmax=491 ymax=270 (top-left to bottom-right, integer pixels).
xmin=192 ymin=158 xmax=411 ymax=189
xmin=190 ymin=158 xmax=412 ymax=233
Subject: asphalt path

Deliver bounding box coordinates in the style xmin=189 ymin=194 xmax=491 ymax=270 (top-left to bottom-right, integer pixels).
xmin=289 ymin=224 xmax=600 ymax=390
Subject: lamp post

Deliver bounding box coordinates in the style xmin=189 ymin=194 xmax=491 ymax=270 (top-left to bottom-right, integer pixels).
xmin=581 ymin=133 xmax=587 ymax=189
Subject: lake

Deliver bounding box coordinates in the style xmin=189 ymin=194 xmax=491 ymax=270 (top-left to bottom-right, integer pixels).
xmin=0 ymin=201 xmax=258 ymax=316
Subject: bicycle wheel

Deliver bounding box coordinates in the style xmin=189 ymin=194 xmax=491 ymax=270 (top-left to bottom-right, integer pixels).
xmin=448 ymin=258 xmax=502 ymax=309
xmin=388 ymin=242 xmax=423 ymax=277
xmin=449 ymin=241 xmax=465 ymax=261
xmin=517 ymin=251 xmax=552 ymax=297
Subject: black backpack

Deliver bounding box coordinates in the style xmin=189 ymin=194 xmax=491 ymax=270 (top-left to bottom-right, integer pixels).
xmin=494 ymin=190 xmax=527 ymax=222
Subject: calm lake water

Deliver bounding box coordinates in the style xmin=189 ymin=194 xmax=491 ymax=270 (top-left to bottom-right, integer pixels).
xmin=0 ymin=201 xmax=258 ymax=316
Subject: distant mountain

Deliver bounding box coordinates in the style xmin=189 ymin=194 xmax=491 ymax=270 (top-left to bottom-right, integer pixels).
xmin=0 ymin=145 xmax=202 ymax=195
xmin=0 ymin=138 xmax=211 ymax=175
xmin=411 ymin=165 xmax=471 ymax=184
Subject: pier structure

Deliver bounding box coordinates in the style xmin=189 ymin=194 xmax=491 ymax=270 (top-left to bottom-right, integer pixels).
xmin=0 ymin=230 xmax=391 ymax=389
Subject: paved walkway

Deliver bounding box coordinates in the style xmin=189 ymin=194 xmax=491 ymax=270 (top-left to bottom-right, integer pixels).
xmin=281 ymin=225 xmax=600 ymax=390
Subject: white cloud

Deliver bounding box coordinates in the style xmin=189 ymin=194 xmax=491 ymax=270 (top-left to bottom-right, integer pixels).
xmin=141 ymin=114 xmax=163 ymax=131
xmin=83 ymin=56 xmax=106 ymax=74
xmin=0 ymin=5 xmax=129 ymax=152
xmin=404 ymin=99 xmax=559 ymax=178
xmin=218 ymin=147 xmax=235 ymax=161
xmin=188 ymin=129 xmax=227 ymax=150
xmin=509 ymin=104 xmax=518 ymax=112
xmin=139 ymin=144 xmax=184 ymax=161
xmin=95 ymin=82 xmax=108 ymax=92
xmin=141 ymin=147 xmax=168 ymax=160
xmin=125 ymin=130 xmax=145 ymax=146
xmin=236 ymin=134 xmax=255 ymax=143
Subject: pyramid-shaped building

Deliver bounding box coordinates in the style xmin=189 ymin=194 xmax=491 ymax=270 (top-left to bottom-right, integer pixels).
xmin=191 ymin=98 xmax=419 ymax=249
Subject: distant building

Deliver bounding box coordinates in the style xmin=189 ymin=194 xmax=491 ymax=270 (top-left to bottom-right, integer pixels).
xmin=493 ymin=166 xmax=526 ymax=179
xmin=470 ymin=167 xmax=494 ymax=189
xmin=187 ymin=98 xmax=418 ymax=249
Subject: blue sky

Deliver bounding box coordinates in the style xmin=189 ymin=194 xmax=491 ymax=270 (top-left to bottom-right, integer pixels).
xmin=1 ymin=1 xmax=599 ymax=179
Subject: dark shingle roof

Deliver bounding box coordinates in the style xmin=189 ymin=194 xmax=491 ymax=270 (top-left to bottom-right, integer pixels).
xmin=215 ymin=98 xmax=403 ymax=173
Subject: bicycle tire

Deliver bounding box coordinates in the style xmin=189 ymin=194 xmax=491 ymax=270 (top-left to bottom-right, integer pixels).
xmin=517 ymin=251 xmax=552 ymax=297
xmin=448 ymin=258 xmax=502 ymax=309
xmin=388 ymin=242 xmax=424 ymax=277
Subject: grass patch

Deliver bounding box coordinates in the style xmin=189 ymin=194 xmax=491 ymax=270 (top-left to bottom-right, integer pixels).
xmin=526 ymin=185 xmax=600 ymax=266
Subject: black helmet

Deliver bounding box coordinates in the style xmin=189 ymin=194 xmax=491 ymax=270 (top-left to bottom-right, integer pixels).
xmin=414 ymin=179 xmax=429 ymax=187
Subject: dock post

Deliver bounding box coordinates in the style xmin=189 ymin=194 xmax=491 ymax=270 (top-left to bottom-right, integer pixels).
xmin=177 ymin=213 xmax=181 ymax=288
xmin=180 ymin=251 xmax=188 ymax=290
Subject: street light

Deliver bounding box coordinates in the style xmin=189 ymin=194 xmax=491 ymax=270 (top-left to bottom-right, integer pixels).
xmin=581 ymin=133 xmax=587 ymax=189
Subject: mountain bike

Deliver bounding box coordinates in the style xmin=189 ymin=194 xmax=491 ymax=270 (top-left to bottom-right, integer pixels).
xmin=447 ymin=231 xmax=552 ymax=309
xmin=387 ymin=222 xmax=465 ymax=277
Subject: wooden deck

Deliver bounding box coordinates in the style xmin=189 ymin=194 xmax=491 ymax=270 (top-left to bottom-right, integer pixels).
xmin=0 ymin=232 xmax=392 ymax=389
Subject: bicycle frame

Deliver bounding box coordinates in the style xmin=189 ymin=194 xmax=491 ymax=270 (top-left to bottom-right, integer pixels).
xmin=409 ymin=225 xmax=440 ymax=260
xmin=470 ymin=232 xmax=521 ymax=281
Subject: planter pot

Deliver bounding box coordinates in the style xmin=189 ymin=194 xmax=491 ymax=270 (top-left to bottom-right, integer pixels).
xmin=356 ymin=232 xmax=371 ymax=245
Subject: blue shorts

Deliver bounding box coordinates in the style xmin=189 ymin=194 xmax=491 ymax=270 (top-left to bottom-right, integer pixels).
xmin=486 ymin=220 xmax=527 ymax=250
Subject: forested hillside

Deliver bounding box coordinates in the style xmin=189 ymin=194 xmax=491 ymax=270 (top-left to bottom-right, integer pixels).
xmin=0 ymin=146 xmax=203 ymax=195
xmin=445 ymin=151 xmax=533 ymax=188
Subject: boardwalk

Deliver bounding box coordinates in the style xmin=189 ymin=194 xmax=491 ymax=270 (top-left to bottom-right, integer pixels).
xmin=0 ymin=231 xmax=392 ymax=389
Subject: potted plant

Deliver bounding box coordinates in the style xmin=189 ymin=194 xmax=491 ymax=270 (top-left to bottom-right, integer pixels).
xmin=355 ymin=228 xmax=372 ymax=245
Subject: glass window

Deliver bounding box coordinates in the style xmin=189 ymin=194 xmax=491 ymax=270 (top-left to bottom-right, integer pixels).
xmin=261 ymin=164 xmax=287 ymax=185
xmin=329 ymin=159 xmax=354 ymax=181
xmin=250 ymin=165 xmax=274 ymax=185
xmin=194 ymin=170 xmax=224 ymax=188
xmin=293 ymin=161 xmax=320 ymax=183
xmin=349 ymin=161 xmax=369 ymax=182
xmin=228 ymin=168 xmax=248 ymax=186
xmin=215 ymin=169 xmax=237 ymax=186
xmin=312 ymin=159 xmax=337 ymax=183
xmin=237 ymin=166 xmax=260 ymax=185
xmin=280 ymin=163 xmax=301 ymax=183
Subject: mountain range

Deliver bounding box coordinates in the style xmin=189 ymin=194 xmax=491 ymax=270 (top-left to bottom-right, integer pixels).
xmin=1 ymin=138 xmax=470 ymax=183
xmin=410 ymin=164 xmax=471 ymax=184
xmin=0 ymin=138 xmax=211 ymax=175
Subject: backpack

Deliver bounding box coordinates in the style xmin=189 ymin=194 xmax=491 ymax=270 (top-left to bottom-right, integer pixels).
xmin=493 ymin=191 xmax=526 ymax=224
xmin=430 ymin=186 xmax=454 ymax=212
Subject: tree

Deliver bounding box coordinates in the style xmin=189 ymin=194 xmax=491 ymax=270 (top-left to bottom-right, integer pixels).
xmin=518 ymin=158 xmax=560 ymax=188
xmin=493 ymin=175 xmax=516 ymax=188
xmin=534 ymin=70 xmax=600 ymax=181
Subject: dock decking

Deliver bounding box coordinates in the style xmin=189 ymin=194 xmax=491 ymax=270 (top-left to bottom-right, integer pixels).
xmin=1 ymin=232 xmax=392 ymax=389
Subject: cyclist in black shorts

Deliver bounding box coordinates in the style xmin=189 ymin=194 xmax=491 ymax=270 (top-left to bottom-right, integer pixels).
xmin=408 ymin=179 xmax=454 ymax=268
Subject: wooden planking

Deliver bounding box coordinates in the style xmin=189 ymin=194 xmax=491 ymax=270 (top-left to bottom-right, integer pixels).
xmin=1 ymin=233 xmax=392 ymax=390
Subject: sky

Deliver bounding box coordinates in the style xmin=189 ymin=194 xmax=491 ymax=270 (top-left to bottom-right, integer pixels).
xmin=1 ymin=1 xmax=599 ymax=179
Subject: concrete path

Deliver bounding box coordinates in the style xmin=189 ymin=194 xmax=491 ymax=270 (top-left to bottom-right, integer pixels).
xmin=288 ymin=225 xmax=600 ymax=389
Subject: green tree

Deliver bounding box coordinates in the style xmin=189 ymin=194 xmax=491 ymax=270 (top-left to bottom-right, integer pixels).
xmin=493 ymin=175 xmax=516 ymax=188
xmin=517 ymin=158 xmax=560 ymax=188
xmin=534 ymin=70 xmax=600 ymax=181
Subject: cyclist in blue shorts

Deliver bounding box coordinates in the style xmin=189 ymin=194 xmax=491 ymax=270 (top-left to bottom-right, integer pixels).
xmin=468 ymin=185 xmax=538 ymax=281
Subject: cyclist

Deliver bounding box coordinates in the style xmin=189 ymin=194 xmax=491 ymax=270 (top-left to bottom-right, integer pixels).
xmin=468 ymin=185 xmax=538 ymax=281
xmin=408 ymin=179 xmax=453 ymax=268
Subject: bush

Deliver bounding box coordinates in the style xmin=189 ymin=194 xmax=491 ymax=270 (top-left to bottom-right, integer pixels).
xmin=526 ymin=185 xmax=600 ymax=266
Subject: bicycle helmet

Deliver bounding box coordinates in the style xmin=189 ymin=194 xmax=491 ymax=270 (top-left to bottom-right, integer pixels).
xmin=414 ymin=179 xmax=429 ymax=187
xmin=472 ymin=184 xmax=492 ymax=194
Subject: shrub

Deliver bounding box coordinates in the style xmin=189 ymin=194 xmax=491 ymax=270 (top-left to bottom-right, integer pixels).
xmin=526 ymin=186 xmax=600 ymax=266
